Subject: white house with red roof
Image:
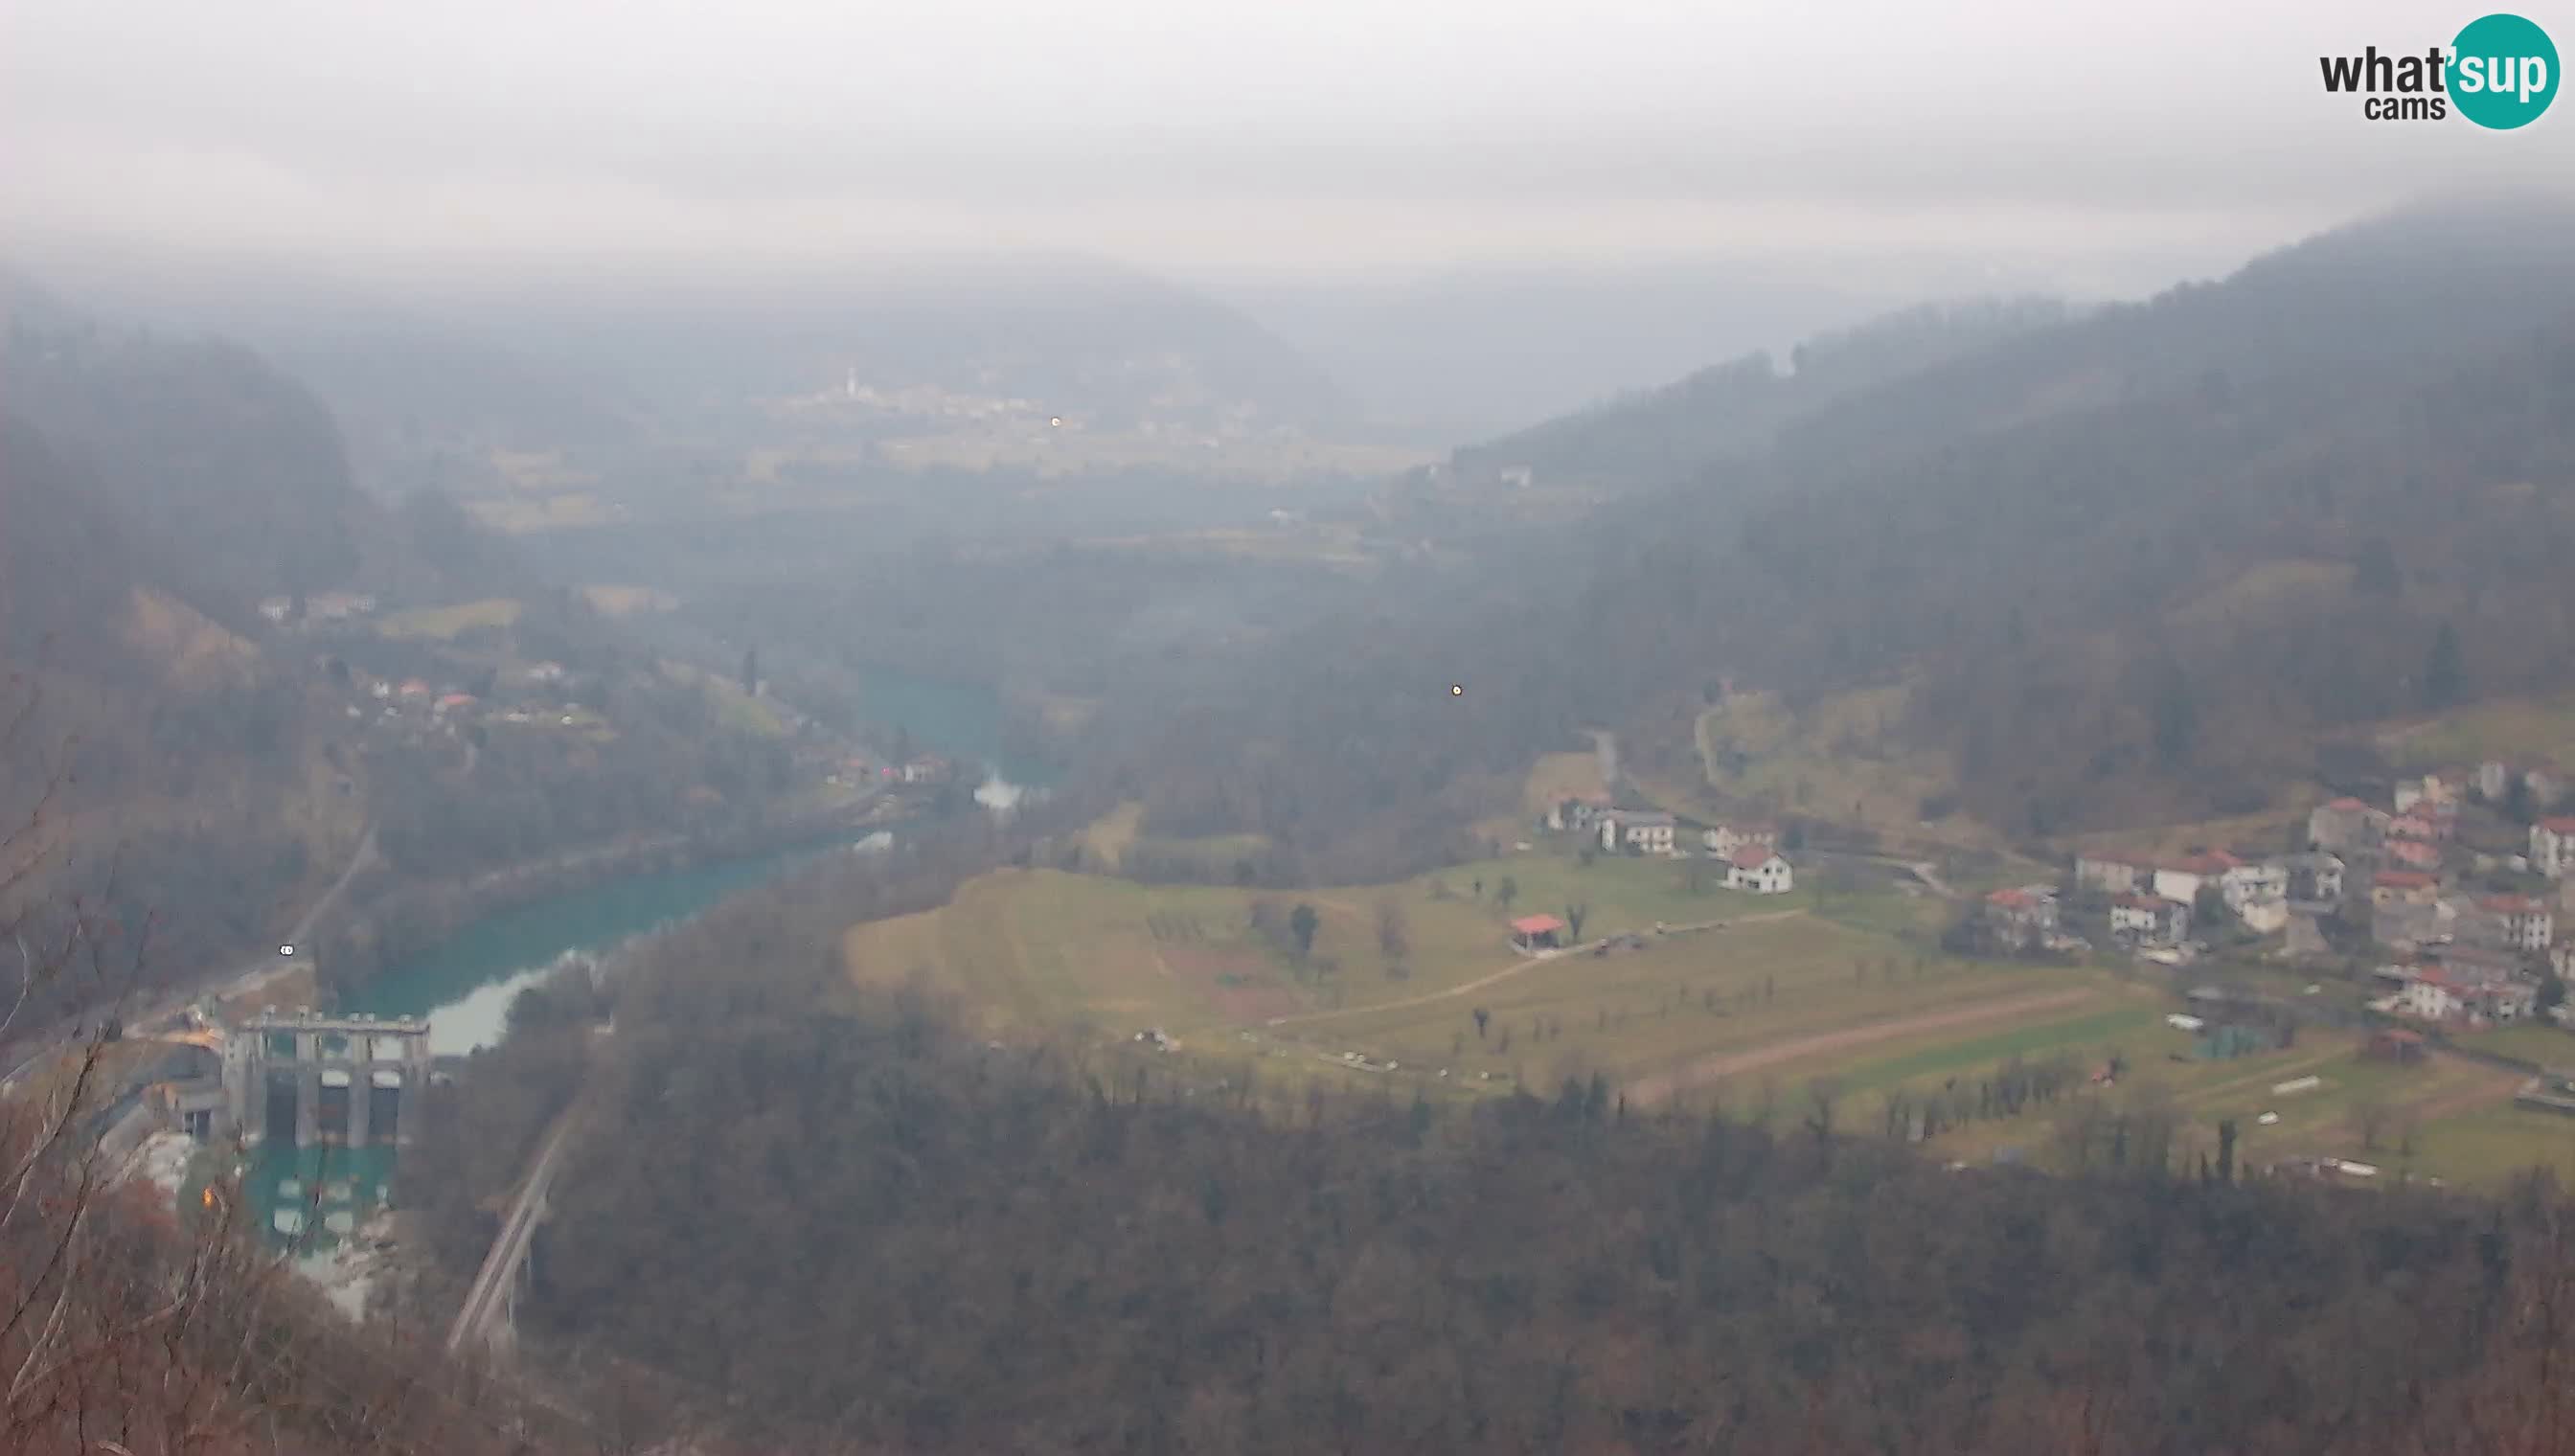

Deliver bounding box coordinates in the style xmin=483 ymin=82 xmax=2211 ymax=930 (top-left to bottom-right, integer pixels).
xmin=2482 ymin=894 xmax=2554 ymax=952
xmin=2399 ymin=965 xmax=2539 ymax=1025
xmin=1982 ymin=887 xmax=2059 ymax=947
xmin=2532 ymin=818 xmax=2575 ymax=879
xmin=2382 ymin=836 xmax=2443 ymax=872
xmin=2108 ymin=894 xmax=2190 ymax=946
xmin=2153 ymin=851 xmax=2243 ymax=907
xmin=2399 ymin=970 xmax=2467 ymax=1022
xmin=1724 ymin=845 xmax=1793 ymax=895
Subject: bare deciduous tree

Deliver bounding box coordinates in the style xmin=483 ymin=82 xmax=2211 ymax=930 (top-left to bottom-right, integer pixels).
xmin=1375 ymin=898 xmax=1409 ymax=962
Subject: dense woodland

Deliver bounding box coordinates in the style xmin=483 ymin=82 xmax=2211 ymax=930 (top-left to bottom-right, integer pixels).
xmin=1450 ymin=296 xmax=2074 ymax=494
xmin=0 ymin=278 xmax=864 ymax=1024
xmin=0 ymin=1113 xmax=552 ymax=1455
xmin=389 ymin=839 xmax=2575 ymax=1455
xmin=1044 ymin=201 xmax=2575 ymax=873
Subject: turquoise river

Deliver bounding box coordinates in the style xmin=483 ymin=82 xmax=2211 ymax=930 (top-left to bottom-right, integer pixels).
xmin=239 ymin=660 xmax=1047 ymax=1248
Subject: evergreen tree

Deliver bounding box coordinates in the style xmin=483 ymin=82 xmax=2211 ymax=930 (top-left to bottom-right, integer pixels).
xmin=2425 ymin=621 xmax=2464 ymax=709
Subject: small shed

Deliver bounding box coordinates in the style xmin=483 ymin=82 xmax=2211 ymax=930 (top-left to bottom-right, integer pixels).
xmin=1510 ymin=915 xmax=1567 ymax=953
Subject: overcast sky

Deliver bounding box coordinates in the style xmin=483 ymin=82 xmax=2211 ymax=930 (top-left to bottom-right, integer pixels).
xmin=5 ymin=0 xmax=2570 ymax=283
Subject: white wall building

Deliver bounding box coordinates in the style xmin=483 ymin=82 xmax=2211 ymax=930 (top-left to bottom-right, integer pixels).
xmin=2533 ymin=818 xmax=2575 ymax=878
xmin=1604 ymin=811 xmax=1676 ymax=855
xmin=1725 ymin=847 xmax=1793 ymax=895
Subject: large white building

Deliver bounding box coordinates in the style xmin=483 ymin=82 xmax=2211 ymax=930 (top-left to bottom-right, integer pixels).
xmin=1603 ymin=810 xmax=1676 ymax=855
xmin=2483 ymin=895 xmax=2555 ymax=952
xmin=2153 ymin=852 xmax=2243 ymax=907
xmin=2532 ymin=818 xmax=2575 ymax=878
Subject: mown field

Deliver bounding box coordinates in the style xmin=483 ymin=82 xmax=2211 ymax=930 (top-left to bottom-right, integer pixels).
xmin=838 ymin=827 xmax=2575 ymax=1186
xmin=2462 ymin=1020 xmax=2575 ymax=1071
xmin=2403 ymin=1102 xmax=2575 ymax=1185
xmin=1916 ymin=1026 xmax=2526 ymax=1174
xmin=845 ymin=845 xmax=2139 ymax=1113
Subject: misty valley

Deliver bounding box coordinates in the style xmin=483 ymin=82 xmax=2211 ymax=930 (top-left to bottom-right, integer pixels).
xmin=8 ymin=72 xmax=2575 ymax=1450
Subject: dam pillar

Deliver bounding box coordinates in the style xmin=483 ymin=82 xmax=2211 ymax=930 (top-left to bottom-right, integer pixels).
xmin=226 ymin=1012 xmax=434 ymax=1148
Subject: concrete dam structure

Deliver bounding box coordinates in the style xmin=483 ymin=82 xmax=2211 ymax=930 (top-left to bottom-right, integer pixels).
xmin=221 ymin=1011 xmax=434 ymax=1148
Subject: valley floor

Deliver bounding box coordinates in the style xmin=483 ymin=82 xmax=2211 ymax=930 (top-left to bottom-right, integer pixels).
xmin=843 ymin=818 xmax=2563 ymax=1189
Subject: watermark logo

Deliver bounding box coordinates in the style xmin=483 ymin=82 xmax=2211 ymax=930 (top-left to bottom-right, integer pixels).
xmin=2451 ymin=12 xmax=2558 ymax=127
xmin=2317 ymin=12 xmax=2557 ymax=127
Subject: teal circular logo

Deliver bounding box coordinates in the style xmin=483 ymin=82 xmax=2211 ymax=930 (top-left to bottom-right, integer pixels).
xmin=2451 ymin=13 xmax=2558 ymax=128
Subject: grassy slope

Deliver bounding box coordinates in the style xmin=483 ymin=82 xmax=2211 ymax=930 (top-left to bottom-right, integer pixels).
xmin=2383 ymin=693 xmax=2575 ymax=771
xmin=1683 ymin=687 xmax=1990 ymax=848
xmin=376 ymin=598 xmax=523 ymax=641
xmin=843 ymin=817 xmax=2574 ymax=1185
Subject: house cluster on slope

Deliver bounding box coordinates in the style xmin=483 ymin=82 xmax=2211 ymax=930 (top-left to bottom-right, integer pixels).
xmin=1966 ymin=761 xmax=2575 ymax=1032
xmin=2308 ymin=762 xmax=2573 ymax=1029
xmin=1543 ymin=799 xmax=1795 ymax=895
xmin=1969 ymin=846 xmax=2327 ymax=963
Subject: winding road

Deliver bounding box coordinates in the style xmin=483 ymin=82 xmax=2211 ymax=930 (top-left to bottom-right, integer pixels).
xmin=1 ymin=827 xmax=377 ymax=1090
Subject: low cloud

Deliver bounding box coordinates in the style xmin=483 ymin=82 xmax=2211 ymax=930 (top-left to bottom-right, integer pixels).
xmin=4 ymin=0 xmax=2565 ymax=278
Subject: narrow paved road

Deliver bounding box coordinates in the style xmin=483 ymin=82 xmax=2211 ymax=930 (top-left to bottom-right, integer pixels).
xmin=1 ymin=826 xmax=376 ymax=1090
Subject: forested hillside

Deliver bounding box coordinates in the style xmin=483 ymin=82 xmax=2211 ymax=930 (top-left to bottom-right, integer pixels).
xmin=1 ymin=282 xmax=388 ymax=1002
xmin=411 ymin=844 xmax=2575 ymax=1455
xmin=1449 ymin=295 xmax=2071 ymax=492
xmin=3 ymin=276 xmax=398 ymax=617
xmin=0 ymin=277 xmax=852 ymax=1022
xmin=1105 ymin=197 xmax=2575 ymax=865
xmin=1595 ymin=199 xmax=2575 ymax=832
